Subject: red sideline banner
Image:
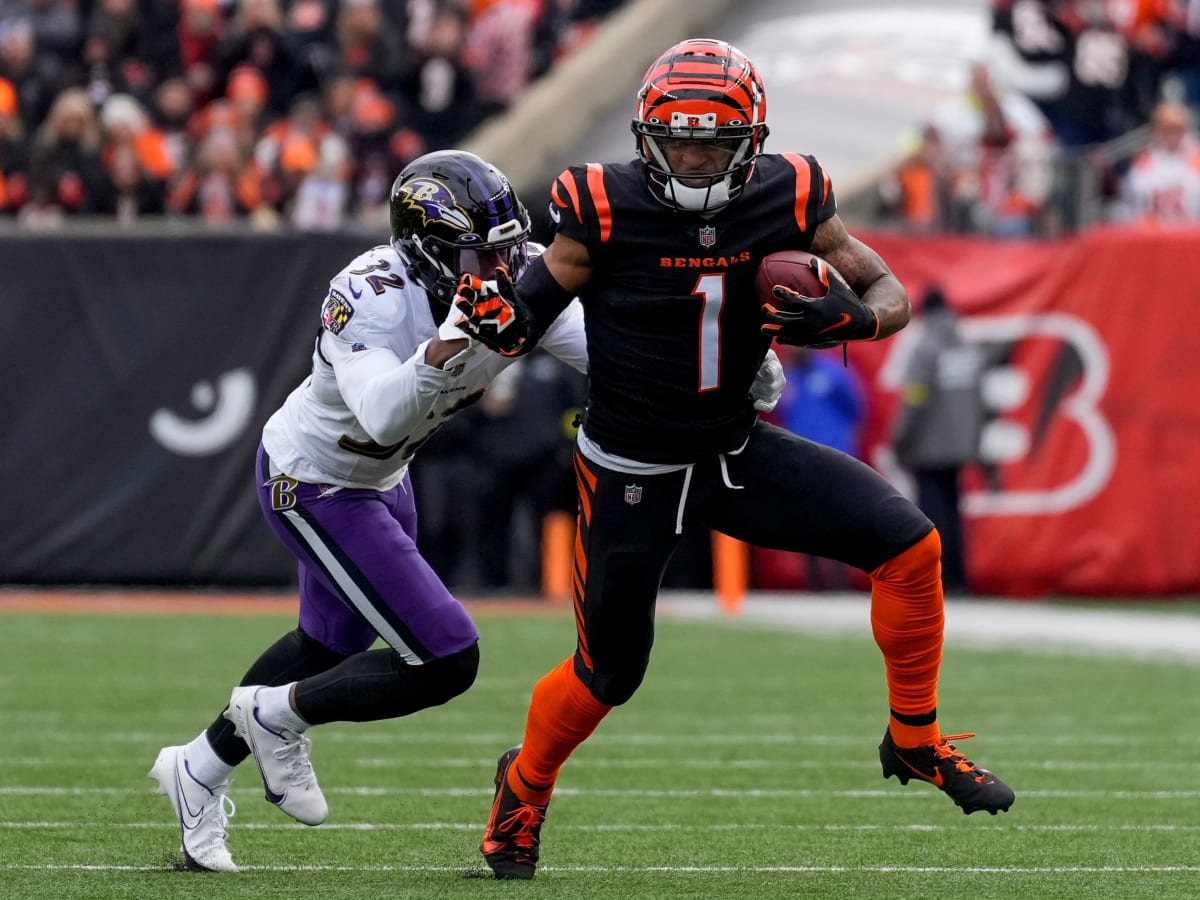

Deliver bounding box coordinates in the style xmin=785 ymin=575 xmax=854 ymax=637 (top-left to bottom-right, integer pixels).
xmin=765 ymin=226 xmax=1200 ymax=597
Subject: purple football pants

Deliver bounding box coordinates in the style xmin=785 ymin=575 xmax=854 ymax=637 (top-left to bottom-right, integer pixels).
xmin=255 ymin=443 xmax=479 ymax=662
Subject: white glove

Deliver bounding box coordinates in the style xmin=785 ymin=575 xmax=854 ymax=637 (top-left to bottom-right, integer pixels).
xmin=438 ymin=300 xmax=477 ymax=343
xmin=433 ymin=302 xmax=478 ymax=370
xmin=750 ymin=347 xmax=786 ymax=413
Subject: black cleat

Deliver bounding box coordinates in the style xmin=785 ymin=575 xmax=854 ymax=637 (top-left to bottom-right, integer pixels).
xmin=480 ymin=746 xmax=549 ymax=880
xmin=879 ymin=728 xmax=1015 ymax=815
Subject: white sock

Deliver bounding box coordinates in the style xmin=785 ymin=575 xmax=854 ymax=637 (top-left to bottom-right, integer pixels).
xmin=254 ymin=683 xmax=310 ymax=733
xmin=184 ymin=732 xmax=235 ymax=787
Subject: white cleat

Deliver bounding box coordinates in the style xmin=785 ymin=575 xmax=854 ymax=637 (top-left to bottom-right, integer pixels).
xmin=224 ymin=685 xmax=328 ymax=825
xmin=148 ymin=745 xmax=238 ymax=872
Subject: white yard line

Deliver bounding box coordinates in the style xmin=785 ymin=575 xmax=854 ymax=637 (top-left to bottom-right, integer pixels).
xmin=2 ymin=821 xmax=1199 ymax=832
xmin=14 ymin=730 xmax=1170 ymax=746
xmin=4 ymin=863 xmax=1199 ymax=874
xmin=4 ymin=756 xmax=1192 ymax=770
xmin=3 ymin=785 xmax=1199 ymax=799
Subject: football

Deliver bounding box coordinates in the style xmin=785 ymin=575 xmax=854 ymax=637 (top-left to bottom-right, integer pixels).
xmin=754 ymin=250 xmax=832 ymax=307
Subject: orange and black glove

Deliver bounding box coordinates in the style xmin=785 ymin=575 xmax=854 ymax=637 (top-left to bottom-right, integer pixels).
xmin=761 ymin=262 xmax=879 ymax=348
xmin=451 ymin=268 xmax=538 ymax=358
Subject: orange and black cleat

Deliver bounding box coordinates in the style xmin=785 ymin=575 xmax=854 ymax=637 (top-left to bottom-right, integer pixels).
xmin=879 ymin=728 xmax=1015 ymax=815
xmin=480 ymin=746 xmax=549 ymax=880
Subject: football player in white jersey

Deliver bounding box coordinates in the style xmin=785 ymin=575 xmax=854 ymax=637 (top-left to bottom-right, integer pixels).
xmin=146 ymin=150 xmax=786 ymax=872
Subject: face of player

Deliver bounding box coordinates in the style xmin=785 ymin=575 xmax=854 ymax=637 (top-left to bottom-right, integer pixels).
xmin=659 ymin=138 xmax=739 ymax=187
xmin=457 ymin=245 xmax=521 ymax=280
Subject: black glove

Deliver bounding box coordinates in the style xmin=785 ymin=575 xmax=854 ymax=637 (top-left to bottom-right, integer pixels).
xmin=760 ymin=262 xmax=879 ymax=348
xmin=451 ymin=268 xmax=537 ymax=358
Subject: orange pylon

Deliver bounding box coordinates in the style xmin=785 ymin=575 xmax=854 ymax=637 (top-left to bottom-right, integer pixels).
xmin=711 ymin=531 xmax=749 ymax=614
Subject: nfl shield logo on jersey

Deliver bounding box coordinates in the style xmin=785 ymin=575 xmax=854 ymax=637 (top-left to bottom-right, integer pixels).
xmin=624 ymin=484 xmax=643 ymax=505
xmin=698 ymin=226 xmax=716 ymax=248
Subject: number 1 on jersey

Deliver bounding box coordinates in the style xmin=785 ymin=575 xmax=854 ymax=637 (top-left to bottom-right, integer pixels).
xmin=693 ymin=273 xmax=724 ymax=391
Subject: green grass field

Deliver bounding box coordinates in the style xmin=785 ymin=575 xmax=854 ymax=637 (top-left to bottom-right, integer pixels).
xmin=2 ymin=600 xmax=1198 ymax=899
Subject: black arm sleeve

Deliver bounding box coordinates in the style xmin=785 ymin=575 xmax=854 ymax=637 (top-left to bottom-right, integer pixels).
xmin=517 ymin=254 xmax=577 ymax=335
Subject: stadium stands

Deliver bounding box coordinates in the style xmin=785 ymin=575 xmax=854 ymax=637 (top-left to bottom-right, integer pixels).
xmin=0 ymin=0 xmax=625 ymax=228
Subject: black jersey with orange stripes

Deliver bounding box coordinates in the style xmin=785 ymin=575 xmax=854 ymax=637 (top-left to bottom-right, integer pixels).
xmin=534 ymin=154 xmax=837 ymax=464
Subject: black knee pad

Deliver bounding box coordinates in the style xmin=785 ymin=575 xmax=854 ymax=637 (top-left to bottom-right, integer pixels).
xmin=296 ymin=641 xmax=481 ymax=725
xmin=572 ymin=650 xmax=647 ymax=707
xmin=588 ymin=670 xmax=643 ymax=707
xmin=412 ymin=641 xmax=479 ymax=705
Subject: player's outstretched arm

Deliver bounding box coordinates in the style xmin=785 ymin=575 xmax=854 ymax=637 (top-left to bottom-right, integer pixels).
xmin=809 ymin=215 xmax=910 ymax=340
xmin=424 ymin=337 xmax=471 ymax=369
xmin=451 ymin=268 xmax=539 ymax=357
xmin=536 ymin=233 xmax=593 ymax=296
xmin=518 ymin=235 xmax=594 ymax=373
xmin=425 ymin=301 xmax=479 ymax=370
xmin=452 ymin=234 xmax=594 ymax=358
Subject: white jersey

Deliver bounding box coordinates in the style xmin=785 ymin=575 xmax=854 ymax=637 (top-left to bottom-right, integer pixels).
xmin=1121 ymin=140 xmax=1200 ymax=223
xmin=262 ymin=243 xmax=588 ymax=490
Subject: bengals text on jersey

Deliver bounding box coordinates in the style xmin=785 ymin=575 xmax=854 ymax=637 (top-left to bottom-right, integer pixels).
xmin=532 ymin=154 xmax=836 ymax=463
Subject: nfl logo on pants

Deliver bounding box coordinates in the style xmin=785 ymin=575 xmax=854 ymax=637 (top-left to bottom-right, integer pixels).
xmin=624 ymin=484 xmax=643 ymax=505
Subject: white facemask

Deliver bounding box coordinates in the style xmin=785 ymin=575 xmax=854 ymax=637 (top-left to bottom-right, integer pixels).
xmin=666 ymin=177 xmax=732 ymax=213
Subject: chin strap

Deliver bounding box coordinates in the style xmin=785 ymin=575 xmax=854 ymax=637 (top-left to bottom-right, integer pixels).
xmin=668 ymin=177 xmax=732 ymax=212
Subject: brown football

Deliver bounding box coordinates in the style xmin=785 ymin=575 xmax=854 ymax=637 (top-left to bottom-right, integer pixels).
xmin=755 ymin=250 xmax=832 ymax=307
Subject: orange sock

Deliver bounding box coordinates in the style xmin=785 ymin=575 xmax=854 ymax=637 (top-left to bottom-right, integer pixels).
xmin=508 ymin=657 xmax=611 ymax=805
xmin=869 ymin=529 xmax=944 ymax=748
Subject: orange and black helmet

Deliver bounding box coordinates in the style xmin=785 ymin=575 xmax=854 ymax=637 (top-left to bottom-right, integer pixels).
xmin=632 ymin=38 xmax=769 ymax=213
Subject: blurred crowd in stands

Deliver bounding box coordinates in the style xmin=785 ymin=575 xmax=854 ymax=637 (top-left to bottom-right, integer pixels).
xmin=9 ymin=1 xmax=1198 ymax=236
xmin=0 ymin=0 xmax=623 ymax=228
xmin=878 ymin=0 xmax=1200 ymax=235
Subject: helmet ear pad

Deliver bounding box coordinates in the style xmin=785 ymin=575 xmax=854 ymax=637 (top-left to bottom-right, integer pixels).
xmin=396 ymin=233 xmax=454 ymax=312
xmin=388 ymin=149 xmax=530 ymax=312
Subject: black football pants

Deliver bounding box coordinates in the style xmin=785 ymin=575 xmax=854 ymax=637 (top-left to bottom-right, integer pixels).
xmin=570 ymin=420 xmax=933 ymax=706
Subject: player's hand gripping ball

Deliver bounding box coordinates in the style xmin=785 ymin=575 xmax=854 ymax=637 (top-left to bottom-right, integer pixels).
xmin=757 ymin=250 xmax=879 ymax=348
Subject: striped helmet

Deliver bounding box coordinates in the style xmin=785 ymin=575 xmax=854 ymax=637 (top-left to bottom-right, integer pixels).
xmin=632 ymin=39 xmax=769 ymax=213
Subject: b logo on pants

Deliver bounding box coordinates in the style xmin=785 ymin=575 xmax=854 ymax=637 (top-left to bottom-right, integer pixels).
xmin=267 ymin=475 xmax=299 ymax=511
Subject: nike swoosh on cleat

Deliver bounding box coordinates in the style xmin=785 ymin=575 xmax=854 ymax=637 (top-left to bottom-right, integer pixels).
xmin=173 ymin=769 xmax=205 ymax=829
xmin=893 ymin=751 xmax=943 ymax=787
xmin=818 ymin=313 xmax=853 ymax=334
xmin=243 ymin=705 xmax=289 ymax=805
xmin=247 ymin=736 xmax=287 ymax=804
xmin=481 ymin=772 xmax=510 ymax=855
xmin=482 ymin=796 xmax=504 ymax=845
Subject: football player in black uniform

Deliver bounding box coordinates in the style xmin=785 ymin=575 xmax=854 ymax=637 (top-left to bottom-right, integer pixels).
xmin=451 ymin=38 xmax=1015 ymax=880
